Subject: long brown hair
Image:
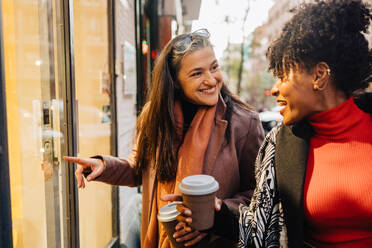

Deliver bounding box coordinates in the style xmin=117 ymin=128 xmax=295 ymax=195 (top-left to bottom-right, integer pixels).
xmin=134 ymin=32 xmax=251 ymax=181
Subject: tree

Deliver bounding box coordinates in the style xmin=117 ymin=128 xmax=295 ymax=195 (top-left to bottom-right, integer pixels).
xmin=236 ymin=5 xmax=250 ymax=95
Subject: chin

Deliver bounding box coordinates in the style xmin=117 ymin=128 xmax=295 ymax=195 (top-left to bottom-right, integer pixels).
xmin=204 ymin=98 xmax=219 ymax=106
xmin=282 ymin=120 xmax=291 ymax=125
xmin=282 ymin=116 xmax=294 ymax=125
xmin=283 ymin=116 xmax=303 ymax=126
xmin=193 ymin=95 xmax=218 ymax=106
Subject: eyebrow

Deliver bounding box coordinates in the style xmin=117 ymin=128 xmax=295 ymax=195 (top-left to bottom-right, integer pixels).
xmin=186 ymin=59 xmax=218 ymax=75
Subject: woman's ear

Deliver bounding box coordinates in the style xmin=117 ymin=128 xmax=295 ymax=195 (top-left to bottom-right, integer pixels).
xmin=312 ymin=62 xmax=331 ymax=91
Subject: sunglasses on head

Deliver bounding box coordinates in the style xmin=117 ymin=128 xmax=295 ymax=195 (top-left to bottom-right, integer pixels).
xmin=174 ymin=28 xmax=210 ymax=51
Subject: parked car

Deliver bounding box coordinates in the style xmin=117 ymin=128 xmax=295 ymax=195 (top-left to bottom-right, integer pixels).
xmin=259 ymin=106 xmax=283 ymax=134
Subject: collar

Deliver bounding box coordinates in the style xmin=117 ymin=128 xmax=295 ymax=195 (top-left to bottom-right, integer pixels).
xmin=291 ymin=93 xmax=372 ymax=140
xmin=216 ymin=93 xmax=227 ymax=122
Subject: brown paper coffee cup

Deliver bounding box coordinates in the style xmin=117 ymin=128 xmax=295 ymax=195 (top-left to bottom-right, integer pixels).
xmin=182 ymin=192 xmax=216 ymax=230
xmin=162 ymin=219 xmax=185 ymax=248
xmin=158 ymin=201 xmax=185 ymax=248
xmin=178 ymin=175 xmax=219 ymax=231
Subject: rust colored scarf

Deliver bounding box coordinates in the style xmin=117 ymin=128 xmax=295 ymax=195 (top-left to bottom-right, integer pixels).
xmin=143 ymin=100 xmax=217 ymax=248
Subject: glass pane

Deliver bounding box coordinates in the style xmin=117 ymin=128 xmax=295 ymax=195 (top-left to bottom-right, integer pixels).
xmin=72 ymin=1 xmax=113 ymax=247
xmin=2 ymin=0 xmax=66 ymax=247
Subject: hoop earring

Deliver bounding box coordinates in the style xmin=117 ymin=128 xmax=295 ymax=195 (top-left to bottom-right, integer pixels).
xmin=314 ymin=84 xmax=326 ymax=91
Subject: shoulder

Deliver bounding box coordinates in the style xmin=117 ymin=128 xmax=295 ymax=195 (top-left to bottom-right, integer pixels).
xmin=229 ymin=104 xmax=260 ymax=127
xmin=266 ymin=124 xmax=282 ymax=143
xmin=256 ymin=124 xmax=282 ymax=156
xmin=225 ymin=104 xmax=264 ymax=146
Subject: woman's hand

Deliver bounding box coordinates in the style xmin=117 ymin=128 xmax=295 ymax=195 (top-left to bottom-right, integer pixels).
xmin=161 ymin=194 xmax=222 ymax=246
xmin=63 ymin=156 xmax=105 ymax=188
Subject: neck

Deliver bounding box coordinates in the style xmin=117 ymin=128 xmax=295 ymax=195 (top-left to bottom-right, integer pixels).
xmin=315 ymin=86 xmax=347 ymax=113
xmin=180 ymin=99 xmax=198 ymax=127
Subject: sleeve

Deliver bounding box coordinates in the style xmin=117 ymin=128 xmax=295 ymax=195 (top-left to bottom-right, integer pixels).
xmin=224 ymin=112 xmax=265 ymax=213
xmin=87 ymin=105 xmax=150 ymax=187
xmin=238 ymin=126 xmax=284 ymax=247
xmin=211 ymin=201 xmax=239 ymax=242
xmin=92 ymin=155 xmax=141 ymax=187
xmin=83 ymin=144 xmax=141 ymax=186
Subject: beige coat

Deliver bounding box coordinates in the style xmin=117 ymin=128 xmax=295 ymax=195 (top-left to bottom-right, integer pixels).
xmin=95 ymin=97 xmax=264 ymax=247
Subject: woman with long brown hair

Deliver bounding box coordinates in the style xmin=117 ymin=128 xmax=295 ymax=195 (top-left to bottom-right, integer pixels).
xmin=64 ymin=29 xmax=264 ymax=247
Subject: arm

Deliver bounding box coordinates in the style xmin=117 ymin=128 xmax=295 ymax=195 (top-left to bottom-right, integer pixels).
xmin=224 ymin=114 xmax=265 ymax=212
xmin=92 ymin=155 xmax=141 ymax=186
xmin=211 ymin=201 xmax=239 ymax=242
xmin=238 ymin=126 xmax=283 ymax=247
xmin=64 ymin=147 xmax=141 ymax=188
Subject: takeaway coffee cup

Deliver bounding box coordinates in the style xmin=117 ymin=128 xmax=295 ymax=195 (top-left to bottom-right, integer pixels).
xmin=157 ymin=201 xmax=185 ymax=248
xmin=178 ymin=175 xmax=219 ymax=231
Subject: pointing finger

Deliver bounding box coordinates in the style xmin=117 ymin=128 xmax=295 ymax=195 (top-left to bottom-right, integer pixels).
xmin=63 ymin=156 xmax=91 ymax=168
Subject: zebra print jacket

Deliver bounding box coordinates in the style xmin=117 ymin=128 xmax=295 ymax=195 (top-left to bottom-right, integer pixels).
xmin=238 ymin=125 xmax=288 ymax=248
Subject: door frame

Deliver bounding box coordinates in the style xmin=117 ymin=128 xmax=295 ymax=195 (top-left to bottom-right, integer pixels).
xmin=0 ymin=0 xmax=13 ymax=246
xmin=0 ymin=0 xmax=120 ymax=246
xmin=58 ymin=0 xmax=80 ymax=247
xmin=108 ymin=0 xmax=120 ymax=247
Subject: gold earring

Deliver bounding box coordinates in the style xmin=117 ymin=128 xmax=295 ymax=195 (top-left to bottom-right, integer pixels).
xmin=313 ymin=85 xmax=319 ymax=90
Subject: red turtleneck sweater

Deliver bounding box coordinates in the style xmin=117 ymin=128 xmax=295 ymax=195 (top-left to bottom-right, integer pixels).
xmin=304 ymin=97 xmax=372 ymax=247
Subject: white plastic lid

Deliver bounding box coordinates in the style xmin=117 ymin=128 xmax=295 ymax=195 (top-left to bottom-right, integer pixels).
xmin=157 ymin=201 xmax=182 ymax=222
xmin=178 ymin=175 xmax=219 ymax=195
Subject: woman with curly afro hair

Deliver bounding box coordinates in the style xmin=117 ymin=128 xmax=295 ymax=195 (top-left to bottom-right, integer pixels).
xmin=173 ymin=0 xmax=372 ymax=247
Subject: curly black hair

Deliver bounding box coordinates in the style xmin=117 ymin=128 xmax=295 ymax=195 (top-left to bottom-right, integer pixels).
xmin=267 ymin=0 xmax=372 ymax=96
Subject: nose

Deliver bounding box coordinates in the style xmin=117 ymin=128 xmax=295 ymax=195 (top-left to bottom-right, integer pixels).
xmin=204 ymin=71 xmax=217 ymax=85
xmin=271 ymin=80 xmax=280 ymax=96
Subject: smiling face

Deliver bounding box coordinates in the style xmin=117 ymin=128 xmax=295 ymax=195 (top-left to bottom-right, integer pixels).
xmin=271 ymin=66 xmax=320 ymax=125
xmin=176 ymin=47 xmax=223 ymax=106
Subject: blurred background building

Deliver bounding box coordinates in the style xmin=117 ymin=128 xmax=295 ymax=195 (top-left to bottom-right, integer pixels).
xmin=221 ymin=0 xmax=372 ymax=133
xmin=247 ymin=0 xmax=372 ymax=111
